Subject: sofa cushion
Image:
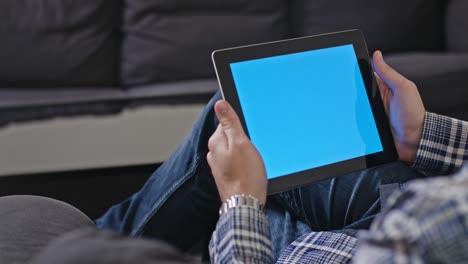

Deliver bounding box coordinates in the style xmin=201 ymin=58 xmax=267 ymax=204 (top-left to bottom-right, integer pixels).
xmin=0 ymin=79 xmax=218 ymax=126
xmin=0 ymin=0 xmax=120 ymax=88
xmin=121 ymin=0 xmax=290 ymax=86
xmin=0 ymin=87 xmax=126 ymax=126
xmin=127 ymin=78 xmax=218 ymax=106
xmin=291 ymin=0 xmax=445 ymax=53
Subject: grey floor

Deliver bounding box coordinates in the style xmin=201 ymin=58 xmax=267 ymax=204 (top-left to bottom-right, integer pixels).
xmin=0 ymin=104 xmax=204 ymax=177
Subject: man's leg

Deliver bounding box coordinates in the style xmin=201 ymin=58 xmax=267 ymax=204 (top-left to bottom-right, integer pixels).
xmin=97 ymin=90 xmax=421 ymax=255
xmin=96 ymin=91 xmax=313 ymax=255
xmin=275 ymin=162 xmax=422 ymax=231
xmin=96 ymin=92 xmax=224 ymax=251
xmin=262 ymin=162 xmax=421 ymax=261
xmin=264 ymin=196 xmax=313 ymax=261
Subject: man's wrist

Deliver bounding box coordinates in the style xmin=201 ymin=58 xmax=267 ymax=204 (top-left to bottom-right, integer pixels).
xmin=219 ymin=194 xmax=264 ymax=216
xmin=399 ymin=134 xmax=421 ymax=164
xmin=398 ymin=114 xmax=425 ymax=164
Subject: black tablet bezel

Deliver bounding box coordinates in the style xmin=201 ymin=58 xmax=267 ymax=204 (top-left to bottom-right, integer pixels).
xmin=212 ymin=29 xmax=398 ymax=194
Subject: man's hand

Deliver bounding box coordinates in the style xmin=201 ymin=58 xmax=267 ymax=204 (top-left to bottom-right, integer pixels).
xmin=207 ymin=100 xmax=268 ymax=205
xmin=373 ymin=51 xmax=426 ymax=163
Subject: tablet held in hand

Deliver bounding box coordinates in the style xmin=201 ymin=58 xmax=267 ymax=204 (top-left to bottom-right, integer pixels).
xmin=212 ymin=30 xmax=397 ymax=194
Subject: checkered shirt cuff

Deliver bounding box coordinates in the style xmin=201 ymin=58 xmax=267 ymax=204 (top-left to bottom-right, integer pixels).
xmin=412 ymin=112 xmax=468 ymax=175
xmin=209 ymin=205 xmax=273 ymax=264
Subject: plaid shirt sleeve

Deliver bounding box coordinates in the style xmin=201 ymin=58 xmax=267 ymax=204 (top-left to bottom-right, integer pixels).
xmin=276 ymin=230 xmax=358 ymax=264
xmin=352 ymin=165 xmax=468 ymax=263
xmin=209 ymin=205 xmax=273 ymax=264
xmin=209 ymin=204 xmax=359 ymax=264
xmin=209 ymin=113 xmax=468 ymax=263
xmin=412 ymin=112 xmax=468 ymax=175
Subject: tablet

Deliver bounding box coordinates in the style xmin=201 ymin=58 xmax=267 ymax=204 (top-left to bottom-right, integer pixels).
xmin=212 ymin=29 xmax=397 ymax=194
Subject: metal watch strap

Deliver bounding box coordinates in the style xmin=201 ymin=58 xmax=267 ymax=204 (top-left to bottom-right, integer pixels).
xmin=219 ymin=194 xmax=264 ymax=216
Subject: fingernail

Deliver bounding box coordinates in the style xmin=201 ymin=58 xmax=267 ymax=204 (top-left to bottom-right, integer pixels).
xmin=219 ymin=102 xmax=228 ymax=113
xmin=379 ymin=51 xmax=385 ymax=61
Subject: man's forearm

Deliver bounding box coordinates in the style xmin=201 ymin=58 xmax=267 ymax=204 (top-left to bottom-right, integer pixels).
xmin=209 ymin=206 xmax=273 ymax=264
xmin=412 ymin=112 xmax=468 ymax=175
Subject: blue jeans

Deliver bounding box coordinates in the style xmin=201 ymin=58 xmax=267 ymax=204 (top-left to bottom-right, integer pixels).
xmin=96 ymin=91 xmax=419 ymax=261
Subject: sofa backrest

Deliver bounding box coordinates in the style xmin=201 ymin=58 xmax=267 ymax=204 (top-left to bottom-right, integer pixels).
xmin=120 ymin=0 xmax=290 ymax=86
xmin=291 ymin=0 xmax=446 ymax=54
xmin=0 ymin=0 xmax=120 ymax=88
xmin=0 ymin=0 xmax=455 ymax=89
xmin=446 ymin=0 xmax=468 ymax=52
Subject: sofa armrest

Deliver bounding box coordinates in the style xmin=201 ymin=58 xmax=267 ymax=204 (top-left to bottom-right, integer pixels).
xmin=385 ymin=53 xmax=468 ymax=116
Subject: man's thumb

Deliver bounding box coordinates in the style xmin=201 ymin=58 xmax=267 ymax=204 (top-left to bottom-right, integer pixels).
xmin=214 ymin=100 xmax=244 ymax=141
xmin=373 ymin=50 xmax=407 ymax=93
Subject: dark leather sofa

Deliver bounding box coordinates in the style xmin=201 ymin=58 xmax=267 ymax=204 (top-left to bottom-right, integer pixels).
xmin=1 ymin=0 xmax=467 ymax=127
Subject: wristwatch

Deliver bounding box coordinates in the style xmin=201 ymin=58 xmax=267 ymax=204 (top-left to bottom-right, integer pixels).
xmin=219 ymin=194 xmax=264 ymax=216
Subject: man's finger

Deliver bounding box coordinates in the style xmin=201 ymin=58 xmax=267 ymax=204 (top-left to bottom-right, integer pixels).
xmin=214 ymin=100 xmax=246 ymax=146
xmin=208 ymin=124 xmax=227 ymax=152
xmin=206 ymin=152 xmax=219 ymax=175
xmin=374 ymin=72 xmax=390 ymax=96
xmin=206 ymin=151 xmax=213 ymax=167
xmin=373 ymin=50 xmax=408 ymax=93
xmin=374 ymin=72 xmax=390 ymax=114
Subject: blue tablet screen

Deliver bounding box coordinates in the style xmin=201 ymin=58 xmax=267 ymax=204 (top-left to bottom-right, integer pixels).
xmin=229 ymin=44 xmax=383 ymax=179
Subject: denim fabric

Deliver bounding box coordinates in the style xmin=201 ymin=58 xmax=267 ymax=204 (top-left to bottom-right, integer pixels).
xmin=96 ymin=92 xmax=223 ymax=251
xmin=265 ymin=162 xmax=418 ymax=261
xmin=277 ymin=162 xmax=419 ymax=231
xmin=96 ymin=91 xmax=421 ymax=260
